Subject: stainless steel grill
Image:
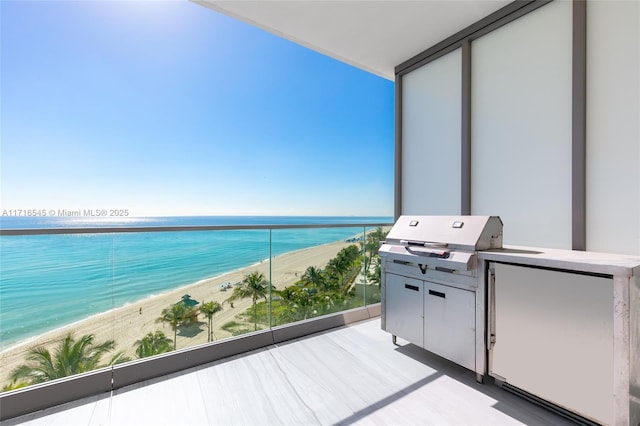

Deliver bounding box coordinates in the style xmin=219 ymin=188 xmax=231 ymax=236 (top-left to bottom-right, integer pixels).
xmin=381 ymin=215 xmax=503 ymax=272
xmin=379 ymin=215 xmax=503 ymax=381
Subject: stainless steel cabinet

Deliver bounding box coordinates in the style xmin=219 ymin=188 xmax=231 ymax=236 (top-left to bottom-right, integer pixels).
xmin=489 ymin=262 xmax=614 ymax=425
xmin=385 ymin=273 xmax=476 ymax=371
xmin=385 ymin=273 xmax=424 ymax=346
xmin=424 ymin=281 xmax=475 ymax=371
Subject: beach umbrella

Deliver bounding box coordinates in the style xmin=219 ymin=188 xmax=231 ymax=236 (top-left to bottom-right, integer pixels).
xmin=178 ymin=294 xmax=199 ymax=307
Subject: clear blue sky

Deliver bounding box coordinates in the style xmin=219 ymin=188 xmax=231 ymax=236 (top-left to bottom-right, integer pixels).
xmin=0 ymin=0 xmax=394 ymax=217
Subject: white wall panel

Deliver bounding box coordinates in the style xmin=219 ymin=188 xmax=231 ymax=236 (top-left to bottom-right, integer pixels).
xmin=471 ymin=1 xmax=573 ymax=248
xmin=586 ymin=0 xmax=640 ymax=256
xmin=402 ymin=49 xmax=461 ymax=215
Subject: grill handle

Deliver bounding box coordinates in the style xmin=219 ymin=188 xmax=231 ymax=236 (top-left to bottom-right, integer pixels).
xmin=404 ymin=284 xmax=420 ymax=292
xmin=406 ymin=247 xmax=450 ymax=259
xmin=423 ymin=241 xmax=448 ymax=248
xmin=400 ymin=240 xmax=448 ymax=248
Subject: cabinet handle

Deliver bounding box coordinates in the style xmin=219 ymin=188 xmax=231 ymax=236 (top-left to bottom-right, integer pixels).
xmin=428 ymin=289 xmax=446 ymax=299
xmin=404 ymin=284 xmax=420 ymax=292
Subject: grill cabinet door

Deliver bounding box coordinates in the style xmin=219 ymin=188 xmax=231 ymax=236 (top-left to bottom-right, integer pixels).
xmin=424 ymin=281 xmax=475 ymax=371
xmin=385 ymin=273 xmax=424 ymax=346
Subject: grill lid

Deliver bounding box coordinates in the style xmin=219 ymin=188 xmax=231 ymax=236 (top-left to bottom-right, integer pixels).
xmin=384 ymin=215 xmax=503 ymax=252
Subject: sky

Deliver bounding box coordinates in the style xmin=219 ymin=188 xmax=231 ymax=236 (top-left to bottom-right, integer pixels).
xmin=0 ymin=0 xmax=394 ymax=218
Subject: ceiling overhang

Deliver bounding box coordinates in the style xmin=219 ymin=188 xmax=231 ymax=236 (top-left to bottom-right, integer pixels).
xmin=194 ymin=0 xmax=513 ymax=80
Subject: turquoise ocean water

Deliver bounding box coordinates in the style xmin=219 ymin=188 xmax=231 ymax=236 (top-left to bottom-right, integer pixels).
xmin=0 ymin=216 xmax=391 ymax=350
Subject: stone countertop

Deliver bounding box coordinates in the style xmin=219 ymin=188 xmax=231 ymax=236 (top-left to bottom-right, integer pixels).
xmin=478 ymin=245 xmax=640 ymax=277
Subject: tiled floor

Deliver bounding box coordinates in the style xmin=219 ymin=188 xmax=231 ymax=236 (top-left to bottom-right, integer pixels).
xmin=3 ymin=318 xmax=576 ymax=425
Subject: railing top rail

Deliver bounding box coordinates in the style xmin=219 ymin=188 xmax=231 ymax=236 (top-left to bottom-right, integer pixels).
xmin=0 ymin=222 xmax=393 ymax=236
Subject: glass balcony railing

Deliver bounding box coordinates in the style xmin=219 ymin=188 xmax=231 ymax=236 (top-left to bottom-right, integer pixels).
xmin=0 ymin=221 xmax=391 ymax=394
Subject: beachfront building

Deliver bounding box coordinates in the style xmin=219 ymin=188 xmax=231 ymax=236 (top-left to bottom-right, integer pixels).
xmin=1 ymin=0 xmax=638 ymax=424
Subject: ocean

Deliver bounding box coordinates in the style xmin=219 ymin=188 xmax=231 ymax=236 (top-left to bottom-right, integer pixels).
xmin=0 ymin=216 xmax=391 ymax=350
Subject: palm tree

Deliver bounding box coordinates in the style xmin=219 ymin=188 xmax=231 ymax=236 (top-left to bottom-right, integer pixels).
xmin=156 ymin=304 xmax=189 ymax=350
xmin=367 ymin=227 xmax=387 ymax=249
xmin=279 ymin=285 xmax=318 ymax=320
xmin=134 ymin=331 xmax=173 ymax=358
xmin=364 ymin=227 xmax=387 ymax=278
xmin=364 ymin=228 xmax=381 ymax=261
xmin=10 ymin=333 xmax=120 ymax=385
xmin=225 ymin=271 xmax=272 ymax=331
xmin=326 ymin=251 xmax=352 ymax=287
xmin=367 ymin=260 xmax=382 ymax=286
xmin=325 ymin=245 xmax=362 ymax=291
xmin=301 ymin=266 xmax=325 ymax=290
xmin=199 ymin=301 xmax=223 ymax=342
xmin=2 ymin=380 xmax=28 ymax=392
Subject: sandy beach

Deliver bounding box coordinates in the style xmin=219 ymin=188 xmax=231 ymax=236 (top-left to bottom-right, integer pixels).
xmin=0 ymin=239 xmax=354 ymax=387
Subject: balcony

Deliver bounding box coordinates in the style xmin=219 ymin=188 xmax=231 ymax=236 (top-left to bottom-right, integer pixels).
xmin=0 ymin=219 xmax=389 ymax=419
xmin=7 ymin=315 xmax=580 ymax=425
xmin=0 ymin=220 xmax=592 ymax=424
xmin=2 ymin=317 xmax=578 ymax=425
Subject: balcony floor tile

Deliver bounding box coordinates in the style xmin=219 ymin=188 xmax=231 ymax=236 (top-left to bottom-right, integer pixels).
xmin=4 ymin=318 xmax=576 ymax=426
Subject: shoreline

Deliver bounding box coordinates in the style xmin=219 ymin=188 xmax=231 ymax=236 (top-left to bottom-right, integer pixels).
xmin=0 ymin=238 xmax=356 ymax=386
xmin=1 ymin=237 xmax=358 ymax=353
